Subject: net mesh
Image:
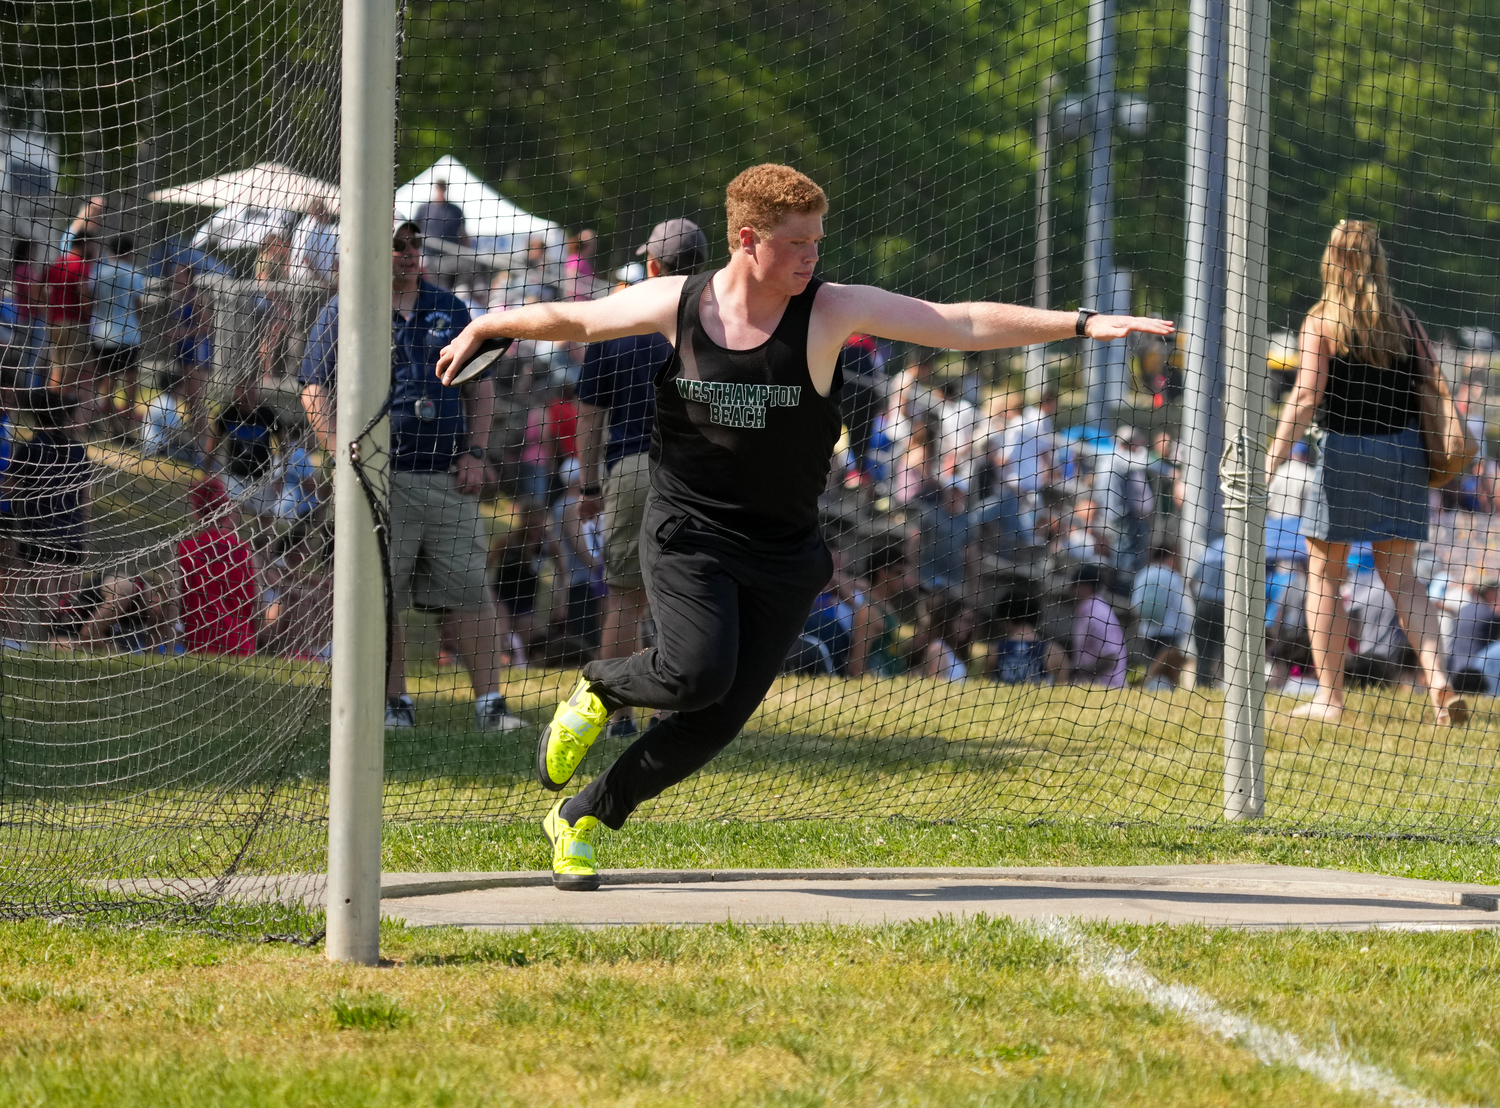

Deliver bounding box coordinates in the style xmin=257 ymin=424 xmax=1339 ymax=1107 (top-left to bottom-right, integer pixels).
xmin=2 ymin=0 xmax=1499 ymax=927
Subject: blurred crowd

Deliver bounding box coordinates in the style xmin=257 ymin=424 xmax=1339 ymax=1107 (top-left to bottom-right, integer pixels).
xmin=4 ymin=183 xmax=1500 ymax=702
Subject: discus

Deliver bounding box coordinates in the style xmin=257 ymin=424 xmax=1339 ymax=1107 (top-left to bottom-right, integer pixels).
xmin=448 ymin=336 xmax=513 ymax=386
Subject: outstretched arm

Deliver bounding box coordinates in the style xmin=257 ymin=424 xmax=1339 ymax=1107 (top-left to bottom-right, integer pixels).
xmin=810 ymin=284 xmax=1174 ymax=372
xmin=437 ymin=276 xmax=685 ymax=385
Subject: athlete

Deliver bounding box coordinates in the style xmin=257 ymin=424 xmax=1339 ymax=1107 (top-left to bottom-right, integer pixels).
xmin=438 ymin=164 xmax=1174 ymax=889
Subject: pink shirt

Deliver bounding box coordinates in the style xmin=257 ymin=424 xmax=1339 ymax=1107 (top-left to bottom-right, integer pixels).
xmin=1072 ymin=595 xmax=1125 ymax=688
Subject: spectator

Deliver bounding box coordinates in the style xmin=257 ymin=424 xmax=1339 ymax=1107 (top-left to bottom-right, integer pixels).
xmin=413 ymin=179 xmax=469 ymax=248
xmin=913 ymin=590 xmax=973 ymax=681
xmin=999 ymin=387 xmax=1057 ymax=495
xmin=290 ymin=198 xmax=339 ymax=287
xmin=575 ymin=216 xmax=707 ymax=736
xmin=934 ymin=378 xmax=979 ymax=484
xmin=80 ymin=571 xmax=171 ymax=653
xmin=271 ymin=433 xmax=321 ymax=540
xmin=174 ymin=478 xmax=257 ymax=656
xmin=253 ymin=233 xmax=293 ymax=385
xmin=1340 ymin=545 xmax=1417 ymax=688
xmin=212 ymin=380 xmax=283 ymax=531
xmin=8 ymin=389 xmax=91 ymax=642
xmin=45 ymin=233 xmax=98 ymax=401
xmin=1092 ymin=426 xmax=1154 ymax=582
xmin=166 ymin=261 xmax=214 ymax=458
xmin=1066 ymin=563 xmax=1125 ymax=688
xmin=7 ymin=240 xmax=47 ymax=386
xmin=914 ymin=473 xmax=978 ymax=598
xmin=848 ymin=539 xmax=913 ymax=678
xmin=1266 ymin=557 xmax=1314 ymax=691
xmin=139 ymin=371 xmax=195 ymax=461
xmin=259 ymin=525 xmax=332 ymax=660
xmin=1447 ymin=575 xmax=1499 ymax=694
xmin=300 ymin=216 xmax=524 ymax=732
xmin=1131 ymin=543 xmax=1192 ymax=691
xmin=988 ymin=603 xmax=1067 ymax=685
xmin=87 ymin=236 xmax=147 ymax=434
xmin=1268 ymin=440 xmax=1314 ymax=520
xmin=838 ymin=333 xmax=883 ymax=489
xmin=59 ymin=194 xmax=108 ymax=257
xmin=1056 ymin=495 xmax=1113 ymax=571
xmin=546 ymin=456 xmax=602 ymax=649
xmin=1191 ymin=536 xmax=1226 ymax=688
xmin=560 ymin=228 xmax=597 ymax=301
xmin=1265 ymin=219 xmax=1463 ymax=724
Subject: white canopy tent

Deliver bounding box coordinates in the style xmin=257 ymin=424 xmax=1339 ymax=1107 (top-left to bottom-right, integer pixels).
xmin=395 ymin=156 xmax=563 ymax=261
xmin=151 ymin=161 xmax=339 ymax=215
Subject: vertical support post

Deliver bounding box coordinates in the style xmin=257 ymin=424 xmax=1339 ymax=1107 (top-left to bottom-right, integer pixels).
xmin=327 ymin=0 xmax=397 ymax=965
xmin=1221 ymin=0 xmax=1271 ymax=821
xmin=1178 ymin=0 xmax=1230 ymax=582
xmin=1025 ymin=74 xmax=1057 ymax=399
xmin=1082 ymin=0 xmax=1127 ymax=431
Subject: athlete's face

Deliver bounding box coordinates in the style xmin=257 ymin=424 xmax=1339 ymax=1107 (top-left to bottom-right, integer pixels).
xmin=743 ymin=210 xmax=823 ymax=293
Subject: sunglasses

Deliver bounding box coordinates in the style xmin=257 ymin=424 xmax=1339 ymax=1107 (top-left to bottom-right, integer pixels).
xmin=393 ymin=234 xmax=423 ymax=252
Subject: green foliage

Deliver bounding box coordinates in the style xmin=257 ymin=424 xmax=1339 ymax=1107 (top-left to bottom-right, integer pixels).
xmin=5 ymin=0 xmax=1498 ymax=326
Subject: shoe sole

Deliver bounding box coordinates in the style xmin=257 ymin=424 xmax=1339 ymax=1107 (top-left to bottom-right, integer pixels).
xmin=551 ymin=871 xmax=601 ymax=892
xmin=537 ymin=723 xmax=567 ymax=791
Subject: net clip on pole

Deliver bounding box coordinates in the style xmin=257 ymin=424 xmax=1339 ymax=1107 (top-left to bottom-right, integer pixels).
xmin=1218 ymin=428 xmax=1268 ymax=513
xmin=348 ymin=440 xmax=362 ymax=466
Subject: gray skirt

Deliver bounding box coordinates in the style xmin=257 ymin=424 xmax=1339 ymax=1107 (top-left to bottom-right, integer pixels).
xmin=1300 ymin=425 xmax=1429 ymax=544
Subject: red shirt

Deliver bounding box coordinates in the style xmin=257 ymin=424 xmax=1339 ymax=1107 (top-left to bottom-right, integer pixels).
xmin=176 ymin=527 xmax=258 ymax=656
xmin=547 ymin=399 xmax=579 ymax=459
xmin=46 ymin=253 xmax=92 ymax=326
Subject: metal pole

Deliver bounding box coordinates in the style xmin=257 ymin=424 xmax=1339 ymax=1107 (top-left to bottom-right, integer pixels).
xmin=1025 ymin=74 xmax=1057 ymax=399
xmin=1082 ymin=0 xmax=1126 ymax=431
xmin=327 ymin=0 xmax=396 ymax=965
xmin=1179 ymin=0 xmax=1230 ymax=582
xmin=1220 ymin=0 xmax=1271 ymax=821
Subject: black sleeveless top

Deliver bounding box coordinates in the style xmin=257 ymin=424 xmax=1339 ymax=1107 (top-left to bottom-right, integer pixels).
xmin=1319 ymin=314 xmax=1419 ymax=436
xmin=649 ymin=270 xmax=844 ymax=544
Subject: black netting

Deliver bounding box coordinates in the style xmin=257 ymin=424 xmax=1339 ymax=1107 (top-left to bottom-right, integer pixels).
xmin=3 ymin=0 xmax=1500 ymax=929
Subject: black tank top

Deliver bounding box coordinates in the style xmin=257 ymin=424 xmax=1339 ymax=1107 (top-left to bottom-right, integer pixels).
xmin=1319 ymin=316 xmax=1419 ymax=436
xmin=650 ymin=270 xmax=844 ymax=544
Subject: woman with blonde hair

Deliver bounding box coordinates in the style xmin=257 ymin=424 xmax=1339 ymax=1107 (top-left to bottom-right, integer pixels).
xmin=1267 ymin=220 xmax=1466 ymax=725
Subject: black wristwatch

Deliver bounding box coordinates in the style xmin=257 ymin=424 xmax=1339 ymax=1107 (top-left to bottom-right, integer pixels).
xmin=581 ymin=484 xmax=602 ymax=497
xmin=467 ymin=445 xmax=486 ymax=460
xmin=1076 ymin=308 xmax=1099 ymax=337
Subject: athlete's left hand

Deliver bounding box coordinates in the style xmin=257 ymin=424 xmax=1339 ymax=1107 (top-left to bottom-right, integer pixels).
xmin=1086 ymin=314 xmax=1176 ymax=341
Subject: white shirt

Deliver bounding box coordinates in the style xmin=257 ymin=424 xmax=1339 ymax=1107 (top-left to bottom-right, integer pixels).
xmin=1131 ymin=563 xmax=1193 ymax=641
xmin=1268 ymin=459 xmax=1315 ymax=518
xmin=291 ymin=215 xmax=339 ymax=283
xmin=1002 ymin=406 xmax=1053 ymax=493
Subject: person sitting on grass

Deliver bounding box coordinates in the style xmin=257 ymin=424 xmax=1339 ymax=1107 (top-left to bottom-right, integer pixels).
xmin=80 ymin=570 xmax=172 ymax=653
xmin=1066 ymin=563 xmax=1125 ymax=688
xmin=912 ymin=589 xmax=973 ymax=682
xmin=174 ymin=477 xmax=258 ymax=656
xmin=1130 ymin=543 xmax=1192 ymax=692
xmin=847 ymin=538 xmax=914 ymax=678
xmin=987 ymin=606 xmax=1068 ymax=686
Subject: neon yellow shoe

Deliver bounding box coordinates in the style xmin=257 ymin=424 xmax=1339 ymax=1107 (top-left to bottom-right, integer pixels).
xmin=543 ymin=799 xmax=602 ymax=891
xmin=536 ymin=677 xmax=610 ymax=791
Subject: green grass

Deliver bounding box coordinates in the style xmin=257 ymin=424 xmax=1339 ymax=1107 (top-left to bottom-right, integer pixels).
xmin=1 ymin=915 xmax=1468 ymax=1107
xmin=5 ymin=657 xmax=1500 ymax=920
xmin=382 ymin=816 xmax=1500 ymax=887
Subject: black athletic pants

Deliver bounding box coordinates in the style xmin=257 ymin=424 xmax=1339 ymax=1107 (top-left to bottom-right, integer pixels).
xmin=563 ymin=496 xmax=833 ymax=830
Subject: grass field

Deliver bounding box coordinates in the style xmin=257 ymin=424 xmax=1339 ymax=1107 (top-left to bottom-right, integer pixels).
xmin=5 ymin=656 xmax=1500 ymax=919
xmin=0 ymin=916 xmax=1495 ymax=1106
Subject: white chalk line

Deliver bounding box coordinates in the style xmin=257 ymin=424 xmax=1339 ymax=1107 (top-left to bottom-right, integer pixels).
xmin=1034 ymin=919 xmax=1473 ymax=1108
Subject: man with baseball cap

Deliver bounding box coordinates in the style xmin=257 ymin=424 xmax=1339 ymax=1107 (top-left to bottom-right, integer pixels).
xmin=299 ymin=216 xmax=525 ymax=732
xmin=574 ymin=217 xmax=708 ymax=737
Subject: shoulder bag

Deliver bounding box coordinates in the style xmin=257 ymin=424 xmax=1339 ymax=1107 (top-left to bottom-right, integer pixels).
xmin=1402 ymin=305 xmax=1477 ymax=488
